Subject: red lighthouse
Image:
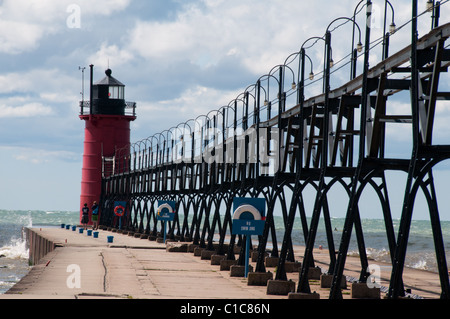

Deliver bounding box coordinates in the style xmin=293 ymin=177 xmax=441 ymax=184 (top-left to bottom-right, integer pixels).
xmin=79 ymin=65 xmax=136 ymax=224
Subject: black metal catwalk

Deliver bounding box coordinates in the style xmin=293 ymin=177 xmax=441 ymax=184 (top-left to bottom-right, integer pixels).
xmin=98 ymin=1 xmax=450 ymax=299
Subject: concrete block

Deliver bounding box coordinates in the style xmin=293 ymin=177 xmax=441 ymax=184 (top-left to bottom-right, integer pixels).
xmin=201 ymin=250 xmax=215 ymax=260
xmin=320 ymin=274 xmax=347 ymax=289
xmin=351 ymin=282 xmax=380 ymax=299
xmin=251 ymin=251 xmax=269 ymax=262
xmin=308 ymin=267 xmax=322 ymax=280
xmin=193 ymin=247 xmax=204 ymax=256
xmin=247 ymin=272 xmax=273 ymax=286
xmin=188 ymin=244 xmax=199 ymax=253
xmin=266 ymin=280 xmax=295 ymax=295
xmin=220 ymin=259 xmax=237 ymax=271
xmin=211 ymin=255 xmax=226 ymax=265
xmin=265 ymin=256 xmax=279 ymax=267
xmin=288 ymin=292 xmax=320 ymax=299
xmin=251 ymin=251 xmax=257 ymax=262
xmin=230 ymin=265 xmax=253 ymax=277
xmin=285 ymin=261 xmax=302 ymax=273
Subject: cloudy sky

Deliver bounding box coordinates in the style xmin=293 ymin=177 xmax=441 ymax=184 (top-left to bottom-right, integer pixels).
xmin=0 ymin=0 xmax=449 ymax=220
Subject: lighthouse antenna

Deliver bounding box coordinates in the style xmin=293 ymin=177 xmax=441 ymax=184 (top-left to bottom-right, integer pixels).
xmin=89 ymin=64 xmax=94 ymax=115
xmin=78 ymin=66 xmax=86 ymax=102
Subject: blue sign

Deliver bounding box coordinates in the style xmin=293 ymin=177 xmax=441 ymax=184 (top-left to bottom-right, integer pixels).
xmin=156 ymin=200 xmax=176 ymax=244
xmin=114 ymin=201 xmax=127 ymax=217
xmin=114 ymin=201 xmax=127 ymax=229
xmin=231 ymin=197 xmax=266 ymax=278
xmin=232 ymin=198 xmax=266 ymax=236
xmin=157 ymin=200 xmax=176 ymax=221
xmin=232 ymin=219 xmax=265 ymax=236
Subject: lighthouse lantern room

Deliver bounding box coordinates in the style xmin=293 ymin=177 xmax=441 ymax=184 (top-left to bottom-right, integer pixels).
xmin=79 ymin=65 xmax=136 ymax=225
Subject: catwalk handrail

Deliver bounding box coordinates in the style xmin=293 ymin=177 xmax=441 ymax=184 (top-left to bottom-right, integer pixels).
xmin=109 ymin=21 xmax=450 ymax=178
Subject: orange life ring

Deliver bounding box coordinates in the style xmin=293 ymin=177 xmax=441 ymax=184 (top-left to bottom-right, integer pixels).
xmin=114 ymin=205 xmax=125 ymax=217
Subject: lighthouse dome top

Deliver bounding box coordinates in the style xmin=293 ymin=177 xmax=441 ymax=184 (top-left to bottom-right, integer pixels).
xmin=79 ymin=65 xmax=136 ymax=117
xmin=94 ymin=68 xmax=125 ymax=87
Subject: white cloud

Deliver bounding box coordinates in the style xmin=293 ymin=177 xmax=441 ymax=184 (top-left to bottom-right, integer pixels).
xmin=0 ymin=68 xmax=78 ymax=96
xmin=0 ymin=1 xmax=64 ymax=54
xmin=0 ymin=20 xmax=45 ymax=54
xmin=133 ymin=85 xmax=238 ymax=136
xmin=0 ymin=0 xmax=131 ymax=54
xmin=125 ymin=0 xmax=348 ymax=74
xmin=128 ymin=19 xmax=195 ymax=61
xmin=0 ymin=103 xmax=52 ymax=118
xmin=76 ymin=0 xmax=131 ymax=16
xmin=122 ymin=0 xmax=447 ymax=80
xmin=88 ymin=42 xmax=134 ymax=71
xmin=0 ymin=0 xmax=131 ymax=22
xmin=0 ymin=68 xmax=79 ymax=118
xmin=3 ymin=146 xmax=79 ymax=164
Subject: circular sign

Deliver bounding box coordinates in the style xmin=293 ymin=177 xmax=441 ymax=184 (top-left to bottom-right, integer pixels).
xmin=114 ymin=205 xmax=125 ymax=217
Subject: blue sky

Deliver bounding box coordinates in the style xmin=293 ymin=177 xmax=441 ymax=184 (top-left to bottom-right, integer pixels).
xmin=0 ymin=0 xmax=449 ymax=221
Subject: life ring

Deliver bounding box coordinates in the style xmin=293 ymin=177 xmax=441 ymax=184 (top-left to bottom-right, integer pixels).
xmin=157 ymin=203 xmax=173 ymax=217
xmin=232 ymin=204 xmax=262 ymax=220
xmin=114 ymin=205 xmax=125 ymax=217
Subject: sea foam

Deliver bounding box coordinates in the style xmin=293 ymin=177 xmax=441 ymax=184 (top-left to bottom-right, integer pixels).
xmin=0 ymin=237 xmax=29 ymax=260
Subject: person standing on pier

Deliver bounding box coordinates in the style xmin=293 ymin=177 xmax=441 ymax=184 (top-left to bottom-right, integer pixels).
xmin=91 ymin=201 xmax=99 ymax=230
xmin=81 ymin=203 xmax=89 ymax=230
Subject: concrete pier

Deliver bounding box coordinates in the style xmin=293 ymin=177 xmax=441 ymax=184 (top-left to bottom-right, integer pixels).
xmin=25 ymin=226 xmax=58 ymax=266
xmin=2 ymin=226 xmax=445 ymax=299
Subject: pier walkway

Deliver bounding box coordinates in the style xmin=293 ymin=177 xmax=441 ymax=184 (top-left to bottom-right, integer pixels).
xmin=2 ymin=226 xmax=443 ymax=300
